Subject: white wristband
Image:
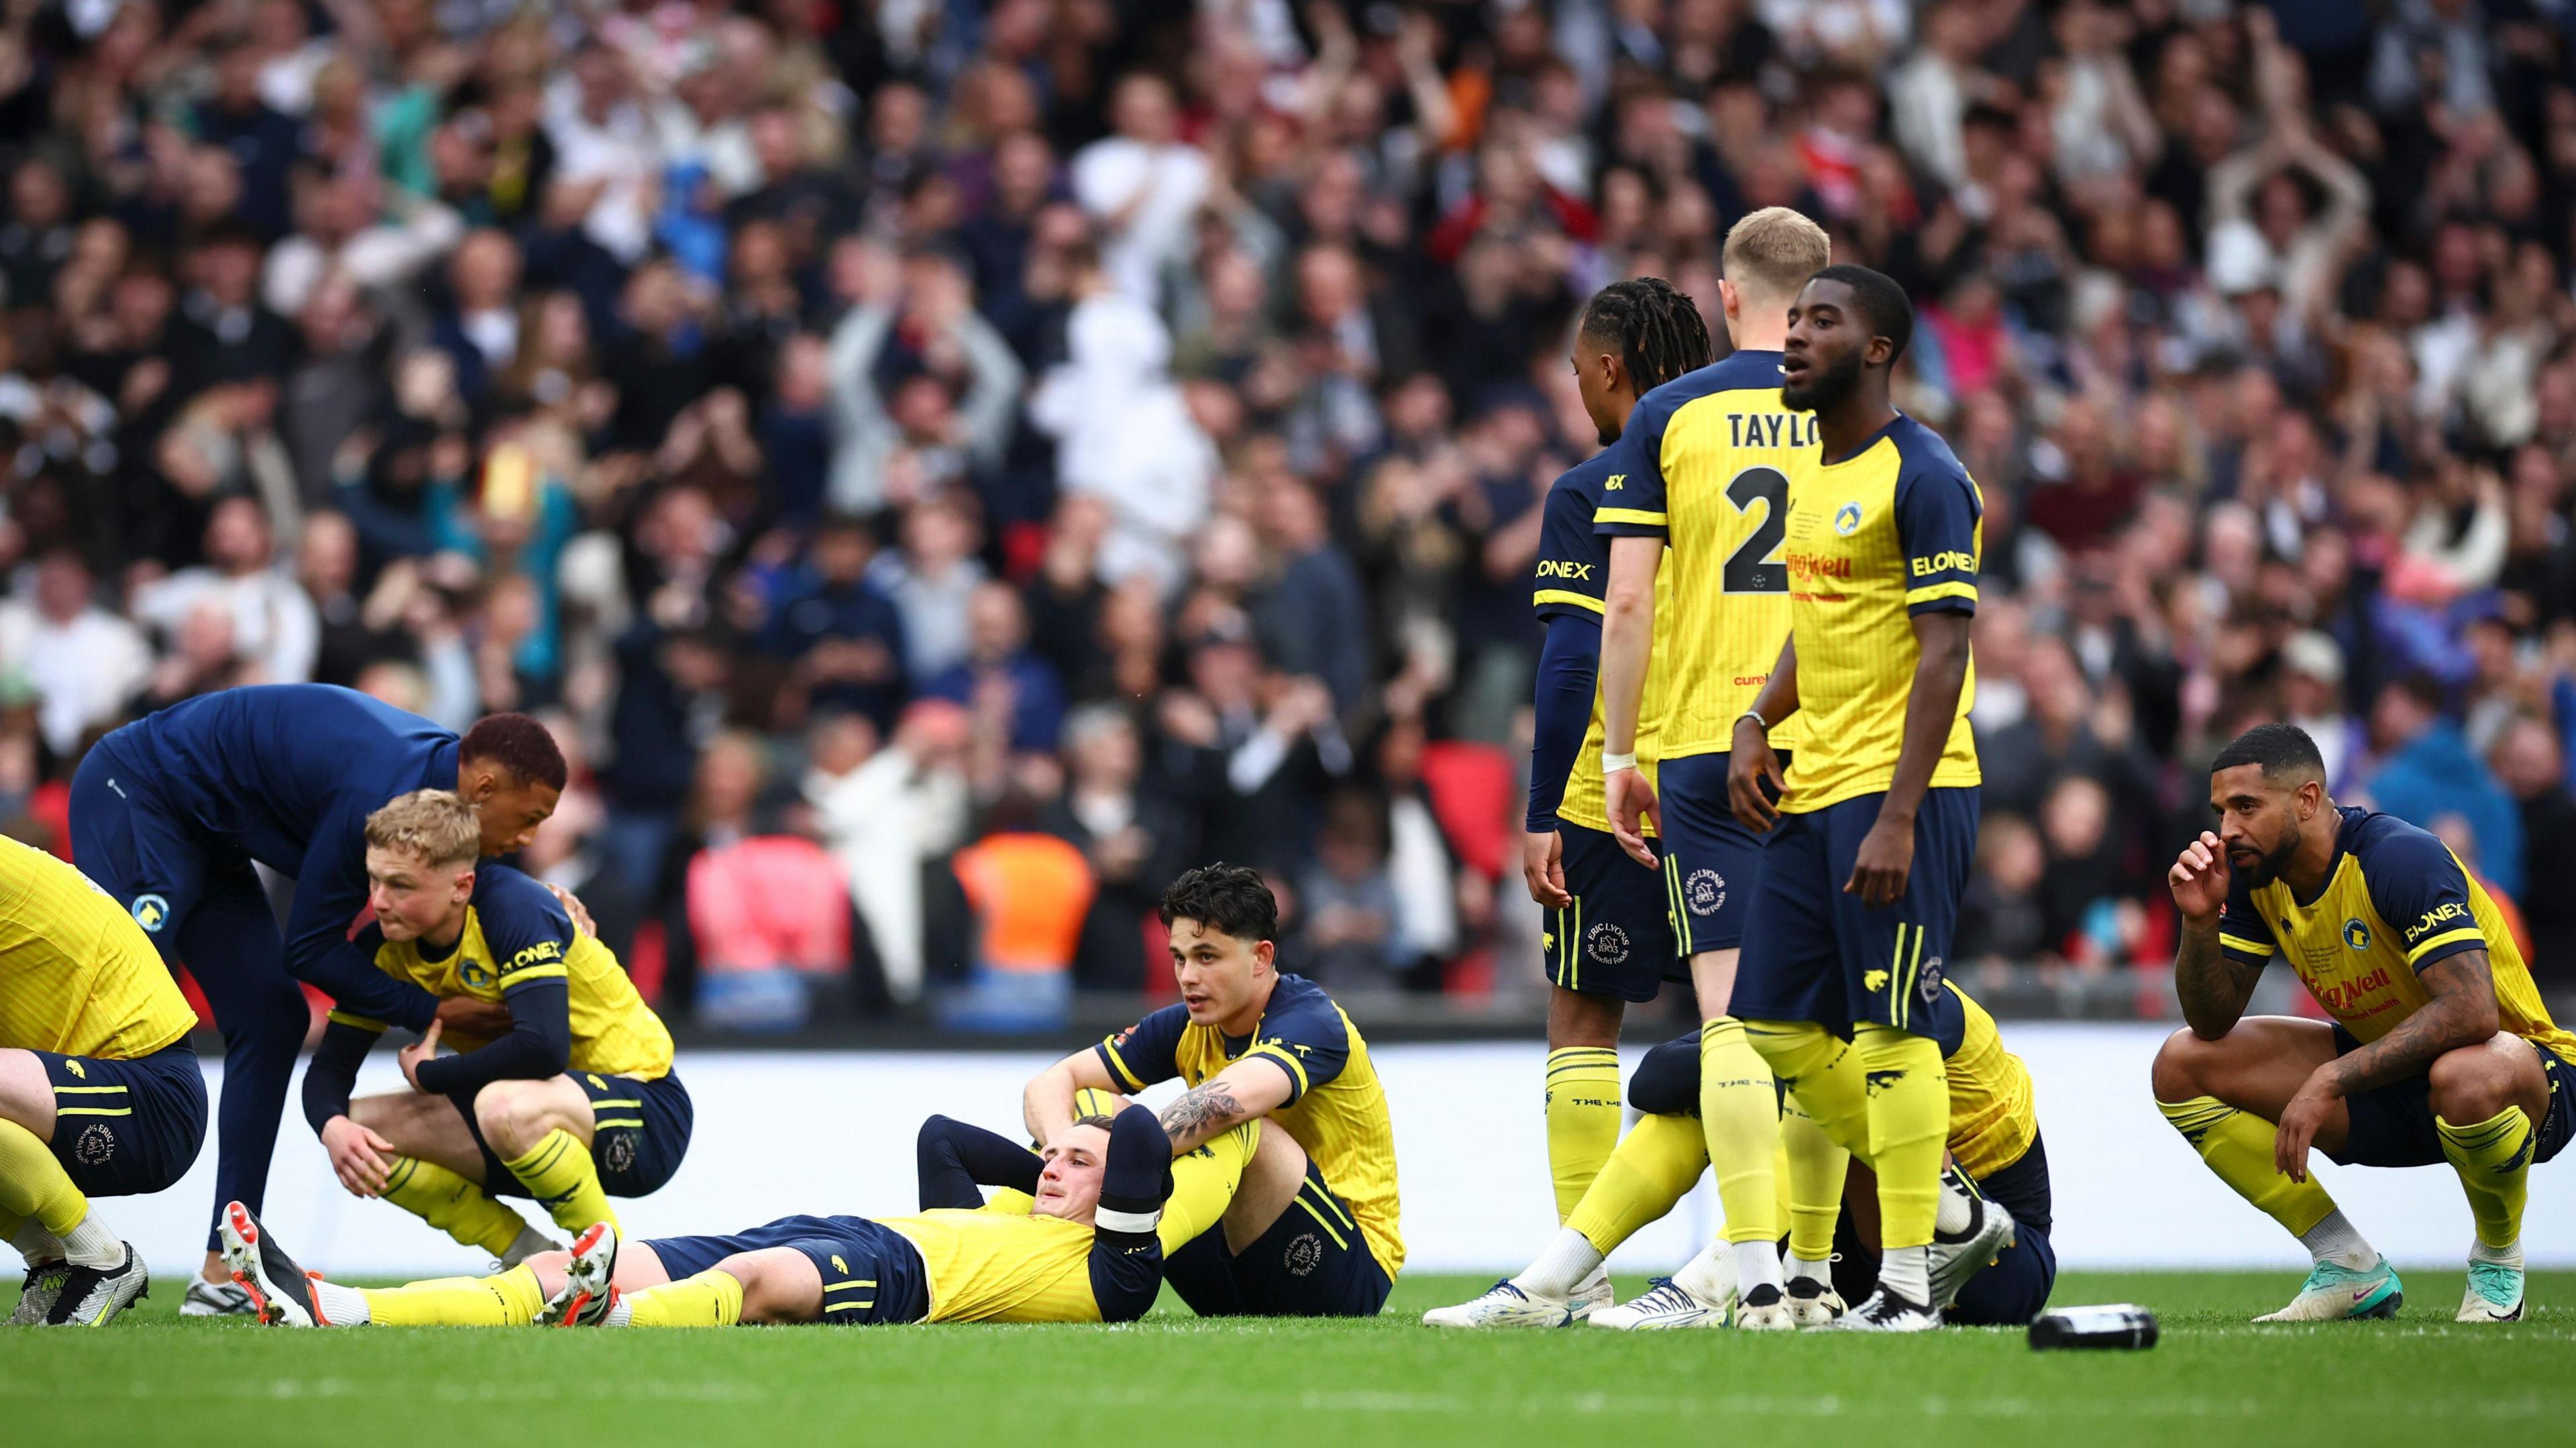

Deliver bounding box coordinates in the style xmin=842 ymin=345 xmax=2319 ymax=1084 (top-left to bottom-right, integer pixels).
xmin=1601 ymin=751 xmax=1638 ymax=775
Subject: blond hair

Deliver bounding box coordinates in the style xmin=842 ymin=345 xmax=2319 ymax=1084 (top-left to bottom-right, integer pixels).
xmin=365 ymin=789 xmax=482 ymax=869
xmin=1721 ymin=207 xmax=1832 ymax=308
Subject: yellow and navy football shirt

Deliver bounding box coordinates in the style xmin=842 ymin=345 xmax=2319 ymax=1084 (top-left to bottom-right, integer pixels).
xmin=1593 ymin=349 xmax=1809 ymax=759
xmin=1943 ymin=982 xmax=2037 ymax=1182
xmin=1095 ymin=972 xmax=1403 ymax=1274
xmin=2219 ymin=807 xmax=2576 ymax=1066
xmin=0 ymin=834 xmax=197 ymax=1060
xmin=1777 ymin=413 xmax=1980 ymax=812
xmin=337 ymin=865 xmax=674 ymax=1082
xmin=1531 ymin=446 xmax=1671 ymax=834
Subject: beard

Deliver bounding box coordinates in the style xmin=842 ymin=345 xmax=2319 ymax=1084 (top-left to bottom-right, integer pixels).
xmin=1781 ymin=347 xmax=1864 ymax=414
xmin=2233 ymin=826 xmax=2300 ymax=887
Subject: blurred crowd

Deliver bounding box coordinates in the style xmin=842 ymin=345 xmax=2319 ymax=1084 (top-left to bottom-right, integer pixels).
xmin=2 ymin=0 xmax=2575 ymax=1029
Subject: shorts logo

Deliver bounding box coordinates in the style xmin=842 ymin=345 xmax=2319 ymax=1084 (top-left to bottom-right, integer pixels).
xmin=1684 ymin=869 xmax=1725 ymax=917
xmin=1585 ymin=923 xmax=1631 ymax=966
xmin=1864 ymin=968 xmax=1890 ymax=992
xmin=131 ymin=894 xmax=170 ymax=932
xmin=75 ymin=1123 xmax=115 ymax=1166
xmin=832 ymin=1255 xmax=849 ymax=1274
xmin=1284 ymin=1233 xmax=1324 ymax=1278
xmin=602 ymin=1133 xmax=637 ymax=1175
xmin=1833 ymin=502 xmax=1862 ymax=535
xmin=1919 ymin=956 xmax=1945 ymax=1003
xmin=2342 ymin=920 xmax=2371 ymax=952
xmin=588 ymin=1074 xmax=607 ymax=1090
xmin=65 ymin=1059 xmax=87 ymax=1080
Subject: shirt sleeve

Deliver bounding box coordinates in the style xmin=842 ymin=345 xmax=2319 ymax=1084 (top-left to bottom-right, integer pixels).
xmin=1243 ymin=986 xmax=1351 ymax=1105
xmin=914 ymin=1113 xmax=1042 ymax=1209
xmin=1532 ymin=480 xmax=1608 ymax=620
xmin=1094 ymin=1003 xmax=1188 ymax=1093
xmin=1525 ymin=613 xmax=1601 ymax=832
xmin=2357 ymin=826 xmax=2490 ymax=972
xmin=1893 ymin=461 xmax=1982 ymax=616
xmin=281 ymin=799 xmax=439 ymax=1032
xmin=2217 ymin=875 xmax=2277 ymax=972
xmin=1591 ymin=404 xmax=1670 ymax=539
xmin=470 ymin=871 xmax=578 ymax=993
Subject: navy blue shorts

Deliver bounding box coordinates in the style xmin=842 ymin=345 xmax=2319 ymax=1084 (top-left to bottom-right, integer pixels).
xmin=68 ymin=741 xmax=225 ymax=956
xmin=1654 ymin=752 xmax=1780 ymax=957
xmin=645 ymin=1213 xmax=931 ymax=1325
xmin=36 ymin=1040 xmax=207 ymax=1196
xmin=1546 ymin=823 xmax=1682 ymax=1002
xmin=1162 ymin=1158 xmax=1390 ymax=1317
xmin=2326 ymin=1027 xmax=2576 ymax=1169
xmin=1731 ymin=786 xmax=1978 ymax=1042
xmin=457 ymin=1070 xmax=694 ymax=1199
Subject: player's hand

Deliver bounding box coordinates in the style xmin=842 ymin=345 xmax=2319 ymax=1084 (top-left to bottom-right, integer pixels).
xmin=1522 ymin=829 xmax=1570 ymax=909
xmin=1605 ymin=768 xmax=1660 ymax=869
xmin=1846 ymin=812 xmax=1915 ymax=907
xmin=1727 ymin=720 xmax=1784 ymax=833
xmin=2274 ymin=1072 xmax=2341 ymax=1183
xmin=2167 ymin=830 xmax=2231 ymax=925
xmin=398 ymin=1019 xmax=442 ymax=1092
xmin=321 ymin=1116 xmax=397 ymax=1197
xmin=543 ymin=881 xmax=598 ymax=940
xmin=435 ymin=995 xmax=512 ymax=1036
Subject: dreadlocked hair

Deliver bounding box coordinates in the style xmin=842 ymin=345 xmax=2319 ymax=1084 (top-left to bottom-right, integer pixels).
xmin=1580 ymin=278 xmax=1714 ymax=395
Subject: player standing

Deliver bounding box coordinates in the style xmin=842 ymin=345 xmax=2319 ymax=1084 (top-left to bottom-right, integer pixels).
xmin=1499 ymin=276 xmax=1711 ymax=1320
xmin=68 ymin=683 xmax=566 ymax=1311
xmin=2159 ymin=723 xmax=2576 ymax=1323
xmin=1725 ymin=264 xmax=1984 ymax=1331
xmin=1 ymin=836 xmax=207 ymax=1325
xmin=298 ymin=792 xmax=690 ymax=1265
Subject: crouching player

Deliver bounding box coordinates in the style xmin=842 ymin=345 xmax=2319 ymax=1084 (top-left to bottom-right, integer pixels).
xmin=2158 ymin=723 xmax=2576 ymax=1323
xmin=3 ymin=836 xmax=208 ymax=1325
xmin=301 ymin=791 xmax=690 ymax=1262
xmin=1024 ymin=865 xmax=1403 ymax=1316
xmin=1429 ymin=979 xmax=2039 ymax=1329
xmin=221 ymin=1106 xmax=1256 ymax=1327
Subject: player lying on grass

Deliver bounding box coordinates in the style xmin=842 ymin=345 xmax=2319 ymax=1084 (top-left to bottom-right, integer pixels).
xmin=2159 ymin=722 xmax=2576 ymax=1324
xmin=299 ymin=791 xmax=690 ymax=1265
xmin=1024 ymin=864 xmax=1401 ymax=1316
xmin=223 ymin=1105 xmax=1256 ymax=1327
xmin=1427 ymin=980 xmax=2036 ymax=1329
xmin=1 ymin=836 xmax=207 ymax=1326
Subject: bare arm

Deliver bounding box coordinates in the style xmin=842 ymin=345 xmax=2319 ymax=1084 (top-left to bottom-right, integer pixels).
xmin=1157 ymin=1057 xmax=1295 ymax=1156
xmin=1022 ymin=1048 xmax=1122 ymax=1148
xmin=2321 ymin=953 xmax=2500 ymax=1095
xmin=1598 ymin=534 xmax=1662 ymax=757
xmin=1882 ymin=612 xmax=1971 ymax=827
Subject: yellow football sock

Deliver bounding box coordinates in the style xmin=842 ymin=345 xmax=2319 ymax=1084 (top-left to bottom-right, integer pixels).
xmin=1566 ymin=1112 xmax=1707 ymax=1257
xmin=500 ymin=1129 xmax=618 ymax=1238
xmin=1544 ymin=1046 xmax=1623 ymax=1223
xmin=625 ymin=1268 xmax=745 ymax=1327
xmin=1159 ymin=1120 xmax=1259 ymax=1250
xmin=1855 ymin=1023 xmax=1946 ymax=1251
xmin=1699 ymin=1018 xmax=1779 ymax=1243
xmin=0 ymin=1118 xmax=87 ymax=1239
xmin=1746 ymin=1020 xmax=1870 ymax=1159
xmin=382 ymin=1156 xmax=534 ymax=1258
xmin=2436 ymin=1105 xmax=2534 ymax=1251
xmin=2155 ymin=1096 xmax=2337 ymax=1237
xmin=1779 ymin=1099 xmax=1848 ymax=1264
xmin=362 ymin=1265 xmax=546 ymax=1326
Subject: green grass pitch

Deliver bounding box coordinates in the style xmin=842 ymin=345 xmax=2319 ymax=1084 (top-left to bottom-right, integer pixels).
xmin=8 ymin=1271 xmax=2571 ymax=1448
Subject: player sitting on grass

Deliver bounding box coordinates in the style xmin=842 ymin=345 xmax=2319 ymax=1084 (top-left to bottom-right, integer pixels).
xmin=2 ymin=836 xmax=207 ymax=1326
xmin=299 ymin=791 xmax=690 ymax=1266
xmin=220 ymin=1106 xmax=1254 ymax=1327
xmin=1023 ymin=865 xmax=1401 ymax=1317
xmin=1426 ymin=979 xmax=2035 ymax=1329
xmin=2159 ymin=722 xmax=2576 ymax=1323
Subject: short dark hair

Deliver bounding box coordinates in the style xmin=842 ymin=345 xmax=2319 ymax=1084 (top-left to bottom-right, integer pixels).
xmin=459 ymin=712 xmax=569 ymax=791
xmin=2209 ymin=722 xmax=2325 ymax=781
xmin=1157 ymin=863 xmax=1279 ymax=943
xmin=1807 ymin=263 xmax=1915 ymax=366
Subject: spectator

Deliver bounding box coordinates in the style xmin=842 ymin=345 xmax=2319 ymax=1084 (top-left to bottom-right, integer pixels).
xmin=0 ymin=551 xmax=152 ymax=757
xmin=806 ymin=704 xmax=973 ymax=1006
xmin=941 ymin=792 xmax=1095 ymax=1033
xmin=1069 ymin=73 xmax=1209 ymax=310
xmin=869 ymin=494 xmax=987 ymax=684
xmin=925 ymin=582 xmax=1065 ymax=755
xmin=822 ymin=246 xmax=1024 ymax=515
xmin=1298 ymin=789 xmax=1405 ymax=989
xmin=2491 ymin=717 xmax=2576 ymax=988
xmin=131 ymin=496 xmax=319 ymax=686
xmin=2357 ymin=674 xmax=2525 ymax=899
xmin=1960 ymin=812 xmax=2051 ymax=972
xmin=1044 ymin=704 xmax=1195 ymax=991
xmin=1249 ymin=479 xmax=1371 ymax=719
xmin=682 ymin=731 xmax=854 ymax=1030
xmin=765 ymin=513 xmax=908 ymax=733
xmin=2280 ymin=630 xmax=2365 ymax=792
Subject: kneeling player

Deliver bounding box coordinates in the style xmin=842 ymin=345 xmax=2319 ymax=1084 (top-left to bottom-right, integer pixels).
xmin=2 ymin=836 xmax=209 ymax=1325
xmin=301 ymin=791 xmax=691 ymax=1262
xmin=1428 ymin=980 xmax=2038 ymax=1329
xmin=2159 ymin=724 xmax=2576 ymax=1323
xmin=223 ymin=1107 xmax=1255 ymax=1327
xmin=1024 ymin=865 xmax=1402 ymax=1316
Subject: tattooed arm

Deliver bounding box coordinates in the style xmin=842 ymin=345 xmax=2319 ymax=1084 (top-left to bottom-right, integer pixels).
xmin=2275 ymin=953 xmax=2499 ymax=1180
xmin=1157 ymin=1058 xmax=1295 ymax=1155
xmin=2174 ymin=922 xmax=2263 ymax=1041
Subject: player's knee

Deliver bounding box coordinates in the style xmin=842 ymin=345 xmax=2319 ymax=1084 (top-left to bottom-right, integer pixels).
xmin=2426 ymin=1040 xmax=2529 ymax=1124
xmin=2149 ymin=1027 xmax=2216 ymax=1103
xmin=474 ymin=1080 xmax=557 ymax=1155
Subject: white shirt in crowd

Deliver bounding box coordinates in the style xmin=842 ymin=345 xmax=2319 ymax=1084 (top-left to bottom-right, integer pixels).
xmin=1069 ymin=136 xmax=1210 ymax=309
xmin=0 ymin=602 xmax=152 ymax=755
xmin=131 ymin=567 xmax=319 ymax=687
